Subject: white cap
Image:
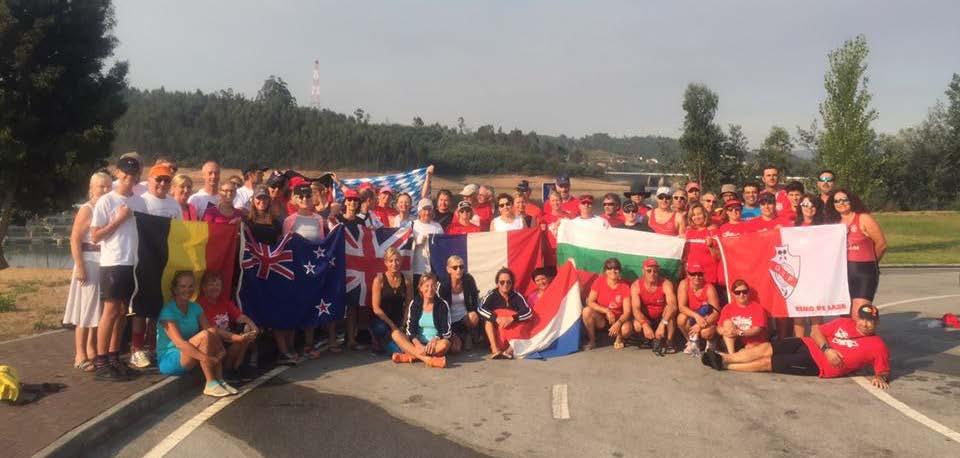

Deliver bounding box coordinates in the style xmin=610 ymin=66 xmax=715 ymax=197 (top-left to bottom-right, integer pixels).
xmin=655 ymin=186 xmax=672 ymax=197
xmin=459 ymin=184 xmax=478 ymax=196
xmin=417 ymin=198 xmax=434 ymax=211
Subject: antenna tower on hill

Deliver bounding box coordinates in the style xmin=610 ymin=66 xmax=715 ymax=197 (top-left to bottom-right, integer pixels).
xmin=310 ymin=60 xmax=321 ymax=108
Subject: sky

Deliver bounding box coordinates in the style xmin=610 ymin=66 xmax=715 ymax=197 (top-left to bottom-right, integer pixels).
xmin=112 ymin=1 xmax=960 ymax=146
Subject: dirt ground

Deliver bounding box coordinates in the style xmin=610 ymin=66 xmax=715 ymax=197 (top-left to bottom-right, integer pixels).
xmin=0 ymin=268 xmax=72 ymax=341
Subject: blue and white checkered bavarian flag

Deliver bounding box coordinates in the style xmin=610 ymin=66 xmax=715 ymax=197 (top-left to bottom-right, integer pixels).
xmin=334 ymin=167 xmax=430 ymax=200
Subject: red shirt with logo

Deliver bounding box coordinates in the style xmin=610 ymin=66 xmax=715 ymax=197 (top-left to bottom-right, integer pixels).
xmin=446 ymin=220 xmax=482 ymax=235
xmin=717 ymin=221 xmax=752 ymax=237
xmin=590 ymin=279 xmax=631 ymax=318
xmin=719 ymin=301 xmax=768 ymax=346
xmin=602 ymin=213 xmax=625 ymax=228
xmin=199 ymin=296 xmax=242 ymax=331
xmin=801 ymin=318 xmax=890 ymax=378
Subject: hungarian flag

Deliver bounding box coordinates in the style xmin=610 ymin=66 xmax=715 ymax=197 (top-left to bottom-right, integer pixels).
xmin=345 ymin=226 xmax=413 ymax=307
xmin=132 ymin=213 xmax=239 ymax=311
xmin=238 ymin=226 xmax=345 ymax=329
xmin=429 ymin=228 xmax=544 ymax=295
xmin=498 ymin=261 xmax=583 ymax=359
xmin=556 ymin=221 xmax=685 ymax=281
xmin=718 ymin=224 xmax=850 ymax=318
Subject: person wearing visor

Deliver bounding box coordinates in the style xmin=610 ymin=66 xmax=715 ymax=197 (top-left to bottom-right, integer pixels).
xmin=744 ymin=192 xmax=791 ymax=233
xmin=647 ymin=186 xmax=684 ymax=236
xmin=676 ymin=263 xmax=720 ymax=354
xmin=372 ymin=186 xmax=398 ymax=226
xmin=447 ymin=201 xmax=481 ymax=235
xmin=703 ymin=304 xmax=890 ymax=390
xmin=685 ymin=182 xmax=701 ymax=204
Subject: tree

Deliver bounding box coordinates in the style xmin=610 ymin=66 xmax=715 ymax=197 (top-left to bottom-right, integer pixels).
xmin=942 ymin=73 xmax=960 ymax=205
xmin=255 ymin=75 xmax=295 ymax=108
xmin=412 ymin=116 xmax=424 ymax=127
xmin=817 ymin=35 xmax=879 ymax=199
xmin=679 ymin=83 xmax=725 ymax=188
xmin=456 ymin=116 xmax=466 ymax=135
xmin=719 ymin=124 xmax=749 ymax=184
xmin=0 ymin=0 xmax=128 ymax=269
xmin=757 ymin=126 xmax=793 ymax=176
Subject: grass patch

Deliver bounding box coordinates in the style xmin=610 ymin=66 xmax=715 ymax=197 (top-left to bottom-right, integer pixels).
xmin=875 ymin=211 xmax=960 ymax=265
xmin=10 ymin=280 xmax=40 ymax=296
xmin=0 ymin=294 xmax=15 ymax=313
xmin=32 ymin=318 xmax=61 ymax=332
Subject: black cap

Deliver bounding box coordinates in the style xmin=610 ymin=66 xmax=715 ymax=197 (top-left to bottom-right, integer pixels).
xmin=243 ymin=164 xmax=268 ymax=176
xmin=516 ymin=180 xmax=531 ymax=193
xmin=556 ymin=175 xmax=571 ymax=186
xmin=857 ymin=304 xmax=879 ymax=321
xmin=116 ymin=157 xmax=141 ymax=175
xmin=622 ymin=201 xmax=638 ymax=212
xmin=266 ymin=172 xmax=284 ymax=188
xmin=624 ymin=182 xmax=648 ymax=198
xmin=292 ymin=183 xmax=312 ymax=196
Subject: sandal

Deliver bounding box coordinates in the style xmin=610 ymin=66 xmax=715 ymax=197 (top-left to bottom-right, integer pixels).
xmin=613 ymin=340 xmax=625 ymax=350
xmin=75 ymin=360 xmax=95 ymax=372
xmin=303 ymin=348 xmax=323 ymax=360
xmin=581 ymin=342 xmax=596 ymax=351
xmin=485 ymin=351 xmax=503 ymax=360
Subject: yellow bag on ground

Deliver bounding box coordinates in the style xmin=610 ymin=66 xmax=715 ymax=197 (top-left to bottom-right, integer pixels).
xmin=0 ymin=365 xmax=20 ymax=402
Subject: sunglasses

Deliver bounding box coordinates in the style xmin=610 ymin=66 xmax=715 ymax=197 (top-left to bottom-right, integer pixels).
xmin=345 ymin=197 xmax=360 ymax=202
xmin=604 ymin=266 xmax=621 ymax=271
xmin=834 ymin=198 xmax=850 ymax=204
xmin=733 ymin=289 xmax=749 ymax=296
xmin=643 ymin=268 xmax=657 ymax=273
xmin=673 ymin=196 xmax=687 ymax=201
xmin=498 ymin=279 xmax=514 ymax=286
xmin=153 ymin=176 xmax=172 ymax=184
xmin=800 ymin=202 xmax=814 ymax=208
xmin=657 ymin=195 xmax=669 ymax=200
xmin=818 ymin=176 xmax=834 ymax=183
xmin=295 ymin=193 xmax=312 ymax=199
xmin=580 ymin=202 xmax=593 ymax=206
xmin=449 ymin=265 xmax=464 ymax=270
xmin=688 ymin=272 xmax=704 ymax=277
xmin=603 ymin=202 xmax=616 ymax=207
xmin=726 ymin=207 xmax=742 ymax=212
xmin=498 ymin=202 xmax=512 ymax=208
xmin=623 ymin=209 xmax=636 ymax=214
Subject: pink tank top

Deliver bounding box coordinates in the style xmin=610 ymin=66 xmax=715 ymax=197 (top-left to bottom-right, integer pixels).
xmin=647 ymin=209 xmax=679 ymax=236
xmin=846 ymin=213 xmax=877 ymax=262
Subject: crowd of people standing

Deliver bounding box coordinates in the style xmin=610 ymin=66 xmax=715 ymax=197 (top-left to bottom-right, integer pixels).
xmin=62 ymin=154 xmax=892 ymax=397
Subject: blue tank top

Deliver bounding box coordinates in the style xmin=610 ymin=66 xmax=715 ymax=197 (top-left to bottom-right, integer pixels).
xmin=418 ymin=311 xmax=438 ymax=341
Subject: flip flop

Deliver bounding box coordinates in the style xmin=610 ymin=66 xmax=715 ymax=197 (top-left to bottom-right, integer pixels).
xmin=613 ymin=341 xmax=625 ymax=350
xmin=75 ymin=360 xmax=95 ymax=372
xmin=485 ymin=352 xmax=503 ymax=360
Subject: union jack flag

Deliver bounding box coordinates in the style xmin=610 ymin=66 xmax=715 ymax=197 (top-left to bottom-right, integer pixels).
xmin=345 ymin=227 xmax=413 ymax=306
xmin=241 ymin=232 xmax=295 ymax=280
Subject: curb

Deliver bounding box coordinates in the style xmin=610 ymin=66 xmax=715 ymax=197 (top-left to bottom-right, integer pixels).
xmin=33 ymin=375 xmax=194 ymax=458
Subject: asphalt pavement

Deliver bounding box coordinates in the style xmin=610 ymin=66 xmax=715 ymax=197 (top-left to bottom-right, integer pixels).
xmin=96 ymin=268 xmax=960 ymax=457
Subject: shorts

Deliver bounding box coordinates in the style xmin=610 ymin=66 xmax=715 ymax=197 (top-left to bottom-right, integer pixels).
xmin=847 ymin=261 xmax=879 ymax=301
xmin=687 ymin=304 xmax=714 ymax=326
xmin=158 ymin=350 xmax=186 ymax=376
xmin=642 ymin=306 xmax=665 ymax=322
xmin=770 ymin=338 xmax=819 ymax=376
xmin=100 ymin=265 xmax=135 ymax=303
xmin=451 ymin=318 xmax=470 ymax=336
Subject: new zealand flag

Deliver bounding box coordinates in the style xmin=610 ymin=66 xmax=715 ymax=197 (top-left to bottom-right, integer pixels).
xmin=237 ymin=225 xmax=346 ymax=329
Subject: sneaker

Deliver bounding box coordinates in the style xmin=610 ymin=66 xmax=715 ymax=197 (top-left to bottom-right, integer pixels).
xmin=203 ymin=382 xmax=232 ymax=398
xmin=682 ymin=340 xmax=697 ymax=355
xmin=391 ymin=353 xmax=417 ymax=364
xmin=425 ymin=356 xmax=446 ymax=368
xmin=704 ymin=340 xmax=716 ymax=353
xmin=112 ymin=361 xmax=137 ymax=379
xmin=277 ymin=353 xmax=299 ymax=366
xmin=94 ymin=364 xmax=126 ymax=382
xmin=652 ymin=339 xmax=664 ymax=357
xmin=129 ymin=350 xmax=151 ymax=369
xmin=219 ymin=380 xmax=239 ymax=395
xmin=223 ymin=369 xmax=241 ymax=384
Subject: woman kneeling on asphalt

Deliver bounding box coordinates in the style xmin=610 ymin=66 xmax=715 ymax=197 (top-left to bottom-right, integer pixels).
xmin=390 ymin=273 xmax=450 ymax=368
xmin=478 ymin=268 xmax=533 ymax=359
xmin=582 ymin=258 xmax=633 ymax=350
xmin=157 ymin=271 xmax=254 ymax=397
xmin=676 ymin=263 xmax=721 ymax=354
xmin=716 ymin=280 xmax=768 ymax=354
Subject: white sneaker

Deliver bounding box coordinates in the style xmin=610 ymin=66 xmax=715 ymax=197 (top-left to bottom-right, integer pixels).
xmin=219 ymin=381 xmax=239 ymax=395
xmin=682 ymin=341 xmax=697 ymax=355
xmin=129 ymin=350 xmax=151 ymax=369
xmin=704 ymin=340 xmax=716 ymax=352
xmin=203 ymin=382 xmax=232 ymax=398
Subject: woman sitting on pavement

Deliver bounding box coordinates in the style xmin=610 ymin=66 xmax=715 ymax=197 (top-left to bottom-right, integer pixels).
xmin=158 ymin=271 xmax=252 ymax=397
xmin=370 ymin=247 xmax=413 ymax=354
xmin=676 ymin=263 xmax=721 ymax=354
xmin=582 ymin=258 xmax=633 ymax=350
xmin=437 ymin=255 xmax=481 ymax=352
xmin=64 ymin=171 xmax=112 ymax=372
xmin=629 ymin=258 xmax=677 ymax=355
xmin=716 ymin=280 xmax=768 ymax=354
xmin=391 ymin=274 xmax=450 ymax=368
xmin=478 ymin=268 xmax=533 ymax=359
xmin=197 ymin=271 xmax=260 ymax=383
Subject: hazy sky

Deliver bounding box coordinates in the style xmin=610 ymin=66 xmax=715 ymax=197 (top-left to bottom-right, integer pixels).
xmin=113 ymin=1 xmax=960 ymax=146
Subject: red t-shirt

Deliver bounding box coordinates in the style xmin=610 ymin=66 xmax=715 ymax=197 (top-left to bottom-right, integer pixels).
xmin=447 ymin=220 xmax=481 ymax=235
xmin=801 ymin=318 xmax=890 ymax=378
xmin=523 ymin=202 xmax=542 ymax=225
xmin=590 ymin=279 xmax=631 ymax=317
xmin=602 ymin=213 xmax=625 ymax=228
xmin=719 ymin=301 xmax=768 ymax=346
xmin=372 ymin=205 xmax=398 ymax=226
xmin=743 ymin=215 xmax=793 ymax=233
xmin=717 ymin=221 xmax=751 ymax=237
xmin=474 ymin=202 xmax=493 ymax=231
xmin=560 ymin=197 xmax=580 ymax=218
xmin=199 ymin=296 xmax=242 ymax=331
xmin=684 ymin=227 xmax=719 ymax=284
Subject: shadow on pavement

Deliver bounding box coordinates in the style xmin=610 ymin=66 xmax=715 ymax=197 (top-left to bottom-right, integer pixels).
xmin=878 ymin=311 xmax=960 ymax=380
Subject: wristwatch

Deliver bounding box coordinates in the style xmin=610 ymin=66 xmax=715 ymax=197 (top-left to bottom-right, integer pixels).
xmin=820 ymin=342 xmax=830 ymax=352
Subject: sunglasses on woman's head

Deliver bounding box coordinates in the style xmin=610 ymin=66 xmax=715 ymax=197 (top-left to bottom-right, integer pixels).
xmin=818 ymin=176 xmax=834 ymax=183
xmin=733 ymin=289 xmax=749 ymax=296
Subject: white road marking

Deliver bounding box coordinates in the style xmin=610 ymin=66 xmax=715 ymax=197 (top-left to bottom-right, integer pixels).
xmin=849 ymin=294 xmax=960 ymax=444
xmin=551 ymin=384 xmax=569 ymax=420
xmin=143 ymin=366 xmax=289 ymax=458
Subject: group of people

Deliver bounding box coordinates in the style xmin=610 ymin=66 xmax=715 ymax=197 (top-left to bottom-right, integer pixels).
xmin=62 ymin=154 xmax=891 ymax=397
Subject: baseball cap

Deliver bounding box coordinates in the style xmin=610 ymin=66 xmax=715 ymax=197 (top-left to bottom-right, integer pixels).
xmin=685 ymin=182 xmax=701 ymax=192
xmin=116 ymin=156 xmax=141 ymax=175
xmin=456 ymin=200 xmax=473 ymax=212
xmin=253 ymin=185 xmax=269 ymax=199
xmin=417 ymin=198 xmax=434 ymax=211
xmin=720 ymin=184 xmax=737 ymax=196
xmin=516 ymin=180 xmax=531 ymax=193
xmin=378 ymin=185 xmax=394 ymax=195
xmin=556 ymin=175 xmax=571 ymax=186
xmin=624 ymin=183 xmax=647 ymax=198
xmin=243 ymin=163 xmax=268 ymax=176
xmin=358 ymin=182 xmax=375 ymax=192
xmin=343 ymin=189 xmax=360 ymax=200
xmin=723 ymin=200 xmax=743 ymax=210
xmin=266 ymin=172 xmax=284 ymax=188
xmin=148 ymin=164 xmax=173 ymax=178
xmin=686 ymin=263 xmax=704 ymax=274
xmin=655 ymin=186 xmax=672 ymax=198
xmin=758 ymin=192 xmax=777 ymax=204
xmin=643 ymin=258 xmax=660 ymax=269
xmin=119 ymin=151 xmax=142 ymax=164
xmin=622 ymin=201 xmax=638 ymax=212
xmin=292 ymin=184 xmax=312 ymax=196
xmin=459 ymin=184 xmax=478 ymax=196
xmin=288 ymin=176 xmax=306 ymax=190
xmin=857 ymin=304 xmax=879 ymax=321
xmin=578 ymin=194 xmax=594 ymax=204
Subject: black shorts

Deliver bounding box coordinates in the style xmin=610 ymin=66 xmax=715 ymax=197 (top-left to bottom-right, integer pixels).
xmin=451 ymin=319 xmax=469 ymax=336
xmin=770 ymin=338 xmax=819 ymax=376
xmin=100 ymin=265 xmax=135 ymax=303
xmin=847 ymin=261 xmax=879 ymax=301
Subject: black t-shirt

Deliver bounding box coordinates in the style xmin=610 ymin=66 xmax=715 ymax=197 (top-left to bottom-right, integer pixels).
xmin=248 ymin=219 xmax=282 ymax=244
xmin=622 ymin=221 xmax=653 ymax=232
xmin=434 ymin=209 xmax=454 ymax=230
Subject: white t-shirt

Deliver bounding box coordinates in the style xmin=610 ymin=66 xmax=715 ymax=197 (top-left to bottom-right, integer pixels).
xmin=141 ymin=192 xmax=183 ymax=219
xmin=449 ymin=291 xmax=467 ymax=323
xmin=91 ymin=191 xmax=148 ymax=267
xmin=412 ymin=219 xmax=443 ymax=274
xmin=491 ymin=216 xmax=525 ymax=232
xmin=390 ymin=213 xmax=416 ymax=229
xmin=234 ymin=185 xmax=253 ymax=210
xmin=566 ymin=216 xmax=610 ymax=231
xmin=283 ymin=213 xmax=327 ymax=243
xmin=113 ymin=179 xmax=147 ymax=196
xmin=187 ymin=189 xmax=219 ymax=219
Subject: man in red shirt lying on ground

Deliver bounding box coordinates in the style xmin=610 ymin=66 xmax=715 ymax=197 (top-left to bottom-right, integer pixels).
xmin=701 ymin=304 xmax=891 ymax=390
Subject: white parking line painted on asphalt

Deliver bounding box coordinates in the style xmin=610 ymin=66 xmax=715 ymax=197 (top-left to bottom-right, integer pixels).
xmin=849 ymin=294 xmax=960 ymax=444
xmin=143 ymin=366 xmax=289 ymax=458
xmin=551 ymin=384 xmax=569 ymax=420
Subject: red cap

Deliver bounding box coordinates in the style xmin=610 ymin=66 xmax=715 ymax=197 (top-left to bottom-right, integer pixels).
xmin=685 ymin=182 xmax=701 ymax=192
xmin=642 ymin=258 xmax=659 ymax=269
xmin=723 ymin=200 xmax=743 ymax=210
xmin=378 ymin=185 xmax=393 ymax=195
xmin=343 ymin=189 xmax=360 ymax=200
xmin=288 ymin=176 xmax=306 ymax=190
xmin=578 ymin=194 xmax=594 ymax=204
xmin=687 ymin=263 xmax=704 ymax=274
xmin=358 ymin=182 xmax=375 ymax=191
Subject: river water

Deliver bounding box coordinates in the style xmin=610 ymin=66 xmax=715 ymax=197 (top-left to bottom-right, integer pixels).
xmin=3 ymin=243 xmax=74 ymax=269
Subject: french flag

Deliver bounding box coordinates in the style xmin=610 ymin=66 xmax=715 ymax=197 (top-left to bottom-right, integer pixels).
xmin=500 ymin=261 xmax=583 ymax=359
xmin=429 ymin=228 xmax=543 ymax=294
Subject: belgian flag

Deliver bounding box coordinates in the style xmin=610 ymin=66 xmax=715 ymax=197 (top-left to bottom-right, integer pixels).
xmin=132 ymin=213 xmax=239 ymax=314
